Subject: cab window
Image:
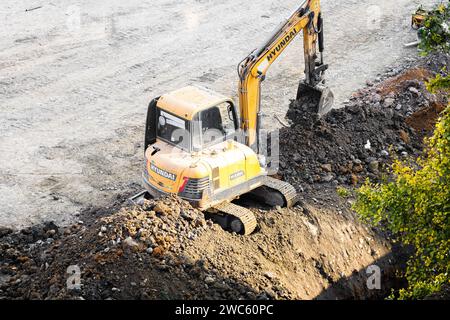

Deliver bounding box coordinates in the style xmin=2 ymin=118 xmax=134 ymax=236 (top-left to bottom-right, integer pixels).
xmin=192 ymin=102 xmax=237 ymax=150
xmin=156 ymin=109 xmax=190 ymax=150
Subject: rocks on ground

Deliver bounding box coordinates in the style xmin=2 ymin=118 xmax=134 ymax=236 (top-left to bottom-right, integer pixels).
xmin=279 ymin=54 xmax=448 ymax=190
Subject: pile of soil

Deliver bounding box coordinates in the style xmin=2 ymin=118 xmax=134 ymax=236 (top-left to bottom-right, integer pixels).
xmin=280 ymin=55 xmax=448 ymax=190
xmin=0 ymin=196 xmax=219 ymax=299
xmin=0 ymin=193 xmax=401 ymax=300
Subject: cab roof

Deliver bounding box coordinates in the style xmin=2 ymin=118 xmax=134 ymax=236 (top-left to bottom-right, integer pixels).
xmin=157 ymin=86 xmax=232 ymax=120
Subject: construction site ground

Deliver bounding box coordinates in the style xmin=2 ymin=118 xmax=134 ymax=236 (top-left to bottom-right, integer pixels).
xmin=0 ymin=0 xmax=440 ymax=229
xmin=1 ymin=50 xmax=447 ymax=299
xmin=1 ymin=0 xmax=448 ymax=300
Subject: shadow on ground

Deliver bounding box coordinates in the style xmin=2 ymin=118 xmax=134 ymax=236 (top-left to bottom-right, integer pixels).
xmin=314 ymin=245 xmax=409 ymax=300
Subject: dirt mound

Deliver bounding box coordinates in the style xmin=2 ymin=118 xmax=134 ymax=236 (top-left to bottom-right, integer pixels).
xmin=376 ymin=67 xmax=433 ymax=97
xmin=0 ymin=196 xmax=218 ymax=299
xmin=281 ymin=99 xmax=418 ymax=188
xmin=280 ymin=58 xmax=447 ymax=190
xmin=1 ymin=192 xmax=401 ymax=300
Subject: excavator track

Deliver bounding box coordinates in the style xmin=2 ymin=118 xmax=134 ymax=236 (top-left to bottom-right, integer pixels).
xmin=262 ymin=177 xmax=298 ymax=208
xmin=247 ymin=176 xmax=298 ymax=208
xmin=210 ymin=202 xmax=257 ymax=236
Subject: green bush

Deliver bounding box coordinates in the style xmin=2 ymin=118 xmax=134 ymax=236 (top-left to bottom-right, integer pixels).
xmin=418 ymin=2 xmax=450 ymax=55
xmin=427 ymin=69 xmax=450 ymax=93
xmin=353 ymin=1 xmax=450 ymax=300
xmin=336 ymin=186 xmax=351 ymax=198
xmin=354 ymin=108 xmax=450 ymax=299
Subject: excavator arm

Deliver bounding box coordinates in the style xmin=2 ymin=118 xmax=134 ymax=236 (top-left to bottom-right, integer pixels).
xmin=238 ymin=0 xmax=333 ymax=151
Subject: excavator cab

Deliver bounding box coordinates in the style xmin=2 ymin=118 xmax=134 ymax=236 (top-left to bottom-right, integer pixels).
xmin=135 ymin=86 xmax=272 ymax=235
xmin=144 ymin=87 xmax=240 ymax=154
xmin=136 ymin=85 xmax=297 ymax=235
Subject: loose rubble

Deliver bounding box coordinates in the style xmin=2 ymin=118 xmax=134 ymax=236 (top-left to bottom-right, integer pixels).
xmin=0 ymin=193 xmax=399 ymax=300
xmin=280 ymin=55 xmax=447 ymax=190
xmin=0 ymin=196 xmax=217 ymax=299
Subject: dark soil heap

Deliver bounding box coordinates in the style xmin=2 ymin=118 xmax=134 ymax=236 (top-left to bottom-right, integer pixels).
xmin=0 ymin=196 xmax=222 ymax=299
xmin=279 ymin=57 xmax=447 ymax=190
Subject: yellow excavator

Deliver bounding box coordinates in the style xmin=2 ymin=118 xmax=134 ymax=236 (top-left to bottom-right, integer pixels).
xmin=131 ymin=0 xmax=334 ymax=235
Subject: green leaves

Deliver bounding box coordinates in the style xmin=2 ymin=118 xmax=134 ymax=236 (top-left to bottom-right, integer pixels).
xmin=427 ymin=69 xmax=450 ymax=93
xmin=418 ymin=2 xmax=450 ymax=55
xmin=354 ymin=2 xmax=450 ymax=299
xmin=354 ymin=108 xmax=450 ymax=299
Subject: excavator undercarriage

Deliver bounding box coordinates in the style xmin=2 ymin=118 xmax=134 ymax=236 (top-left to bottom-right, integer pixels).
xmin=130 ymin=176 xmax=298 ymax=235
xmin=206 ymin=176 xmax=298 ymax=235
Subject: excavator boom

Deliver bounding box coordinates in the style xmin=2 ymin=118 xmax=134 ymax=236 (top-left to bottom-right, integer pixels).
xmin=238 ymin=0 xmax=333 ymax=150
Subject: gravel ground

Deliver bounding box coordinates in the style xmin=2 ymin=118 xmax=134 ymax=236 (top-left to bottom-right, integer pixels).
xmin=0 ymin=0 xmax=440 ymax=229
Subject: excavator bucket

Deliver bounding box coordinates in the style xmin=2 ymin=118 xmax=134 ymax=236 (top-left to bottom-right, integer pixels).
xmin=297 ymin=83 xmax=334 ymax=117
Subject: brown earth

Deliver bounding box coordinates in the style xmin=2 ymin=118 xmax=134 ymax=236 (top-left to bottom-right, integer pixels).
xmin=406 ymin=101 xmax=447 ymax=133
xmin=377 ymin=67 xmax=433 ymax=96
xmin=0 ymin=193 xmax=401 ymax=300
